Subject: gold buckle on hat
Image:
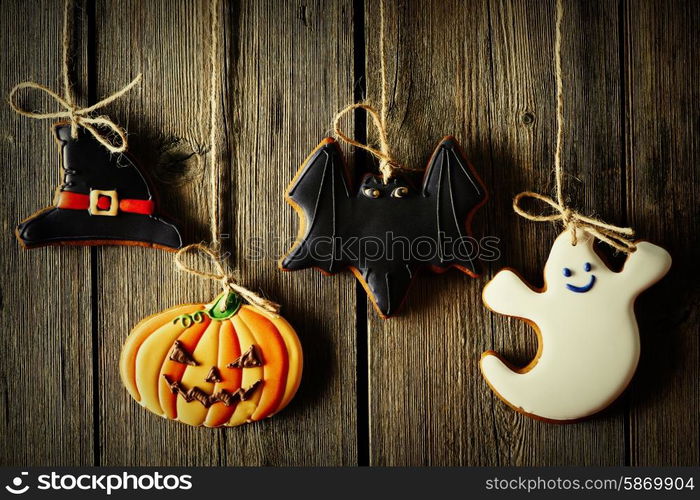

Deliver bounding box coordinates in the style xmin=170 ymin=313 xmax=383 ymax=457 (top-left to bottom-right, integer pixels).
xmin=89 ymin=189 xmax=119 ymax=216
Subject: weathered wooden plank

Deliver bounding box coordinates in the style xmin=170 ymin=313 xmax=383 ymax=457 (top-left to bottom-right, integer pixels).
xmin=484 ymin=0 xmax=627 ymax=466
xmin=625 ymin=0 xmax=700 ymax=466
xmin=227 ymin=0 xmax=358 ymax=465
xmin=364 ymin=0 xmax=498 ymax=465
xmin=367 ymin=0 xmax=627 ymax=465
xmin=0 ymin=0 xmax=94 ymax=465
xmin=93 ymin=0 xmax=220 ymax=465
xmin=95 ymin=0 xmax=357 ymax=465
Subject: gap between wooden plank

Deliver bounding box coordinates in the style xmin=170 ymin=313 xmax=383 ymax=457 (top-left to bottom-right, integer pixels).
xmin=84 ymin=0 xmax=101 ymax=467
xmin=617 ymin=0 xmax=631 ymax=467
xmin=353 ymin=0 xmax=371 ymax=468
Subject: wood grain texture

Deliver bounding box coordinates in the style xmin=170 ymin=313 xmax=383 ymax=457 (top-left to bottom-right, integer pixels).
xmin=93 ymin=0 xmax=357 ymax=465
xmin=365 ymin=0 xmax=628 ymax=465
xmin=0 ymin=0 xmax=697 ymax=467
xmin=364 ymin=0 xmax=498 ymax=466
xmin=0 ymin=0 xmax=94 ymax=466
xmin=484 ymin=0 xmax=627 ymax=466
xmin=224 ymin=0 xmax=358 ymax=465
xmin=93 ymin=0 xmax=216 ymax=466
xmin=624 ymin=0 xmax=700 ymax=466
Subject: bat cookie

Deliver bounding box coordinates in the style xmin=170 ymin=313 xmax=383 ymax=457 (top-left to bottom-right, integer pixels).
xmin=480 ymin=229 xmax=671 ymax=422
xmin=280 ymin=136 xmax=487 ymax=318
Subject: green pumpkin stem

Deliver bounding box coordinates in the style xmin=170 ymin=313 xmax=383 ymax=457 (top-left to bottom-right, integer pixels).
xmin=205 ymin=291 xmax=242 ymax=320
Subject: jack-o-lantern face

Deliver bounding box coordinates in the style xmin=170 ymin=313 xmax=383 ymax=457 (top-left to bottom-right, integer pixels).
xmin=119 ymin=293 xmax=303 ymax=427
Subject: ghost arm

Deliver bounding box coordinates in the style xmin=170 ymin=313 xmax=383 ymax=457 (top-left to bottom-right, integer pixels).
xmin=618 ymin=241 xmax=672 ymax=291
xmin=482 ymin=269 xmax=541 ymax=320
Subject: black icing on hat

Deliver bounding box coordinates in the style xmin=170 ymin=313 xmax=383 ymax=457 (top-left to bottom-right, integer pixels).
xmin=16 ymin=123 xmax=183 ymax=250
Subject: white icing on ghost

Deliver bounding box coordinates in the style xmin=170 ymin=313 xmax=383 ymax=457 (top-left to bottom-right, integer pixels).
xmin=480 ymin=229 xmax=671 ymax=421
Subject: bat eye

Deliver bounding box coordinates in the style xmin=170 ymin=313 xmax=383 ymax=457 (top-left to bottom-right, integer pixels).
xmin=562 ymin=267 xmax=572 ymax=277
xmin=363 ymin=188 xmax=381 ymax=199
xmin=584 ymin=262 xmax=592 ymax=272
xmin=390 ymin=186 xmax=409 ymax=198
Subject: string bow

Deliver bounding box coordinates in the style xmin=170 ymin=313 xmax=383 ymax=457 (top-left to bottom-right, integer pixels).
xmin=513 ymin=0 xmax=637 ymax=254
xmin=333 ymin=102 xmax=400 ymax=183
xmin=513 ymin=191 xmax=636 ymax=253
xmin=332 ymin=0 xmax=421 ymax=184
xmin=175 ymin=244 xmax=281 ymax=315
xmin=8 ymin=75 xmax=141 ymax=154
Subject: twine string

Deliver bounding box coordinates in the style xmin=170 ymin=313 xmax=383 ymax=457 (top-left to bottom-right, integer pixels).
xmin=175 ymin=2 xmax=280 ymax=314
xmin=175 ymin=244 xmax=281 ymax=315
xmin=333 ymin=0 xmax=410 ymax=184
xmin=332 ymin=102 xmax=399 ymax=180
xmin=208 ymin=0 xmax=223 ymax=246
xmin=513 ymin=0 xmax=636 ymax=253
xmin=513 ymin=192 xmax=636 ymax=252
xmin=62 ymin=0 xmax=75 ymax=115
xmin=8 ymin=0 xmax=140 ymax=153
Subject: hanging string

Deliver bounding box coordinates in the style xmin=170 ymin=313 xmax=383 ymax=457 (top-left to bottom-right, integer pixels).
xmin=208 ymin=0 xmax=223 ymax=247
xmin=332 ymin=102 xmax=398 ymax=181
xmin=175 ymin=0 xmax=279 ymax=314
xmin=8 ymin=0 xmax=141 ymax=153
xmin=175 ymin=244 xmax=281 ymax=314
xmin=513 ymin=0 xmax=636 ymax=253
xmin=332 ymin=0 xmax=417 ymax=184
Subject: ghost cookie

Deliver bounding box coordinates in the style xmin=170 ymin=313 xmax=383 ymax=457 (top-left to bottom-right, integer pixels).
xmin=480 ymin=229 xmax=671 ymax=422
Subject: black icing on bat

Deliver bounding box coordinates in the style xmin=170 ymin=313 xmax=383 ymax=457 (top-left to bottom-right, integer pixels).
xmin=15 ymin=123 xmax=182 ymax=250
xmin=280 ymin=136 xmax=487 ymax=318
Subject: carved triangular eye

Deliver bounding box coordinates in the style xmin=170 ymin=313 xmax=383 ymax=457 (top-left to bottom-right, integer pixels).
xmin=240 ymin=380 xmax=262 ymax=400
xmin=227 ymin=345 xmax=262 ymax=368
xmin=169 ymin=340 xmax=198 ymax=366
xmin=205 ymin=366 xmax=222 ymax=383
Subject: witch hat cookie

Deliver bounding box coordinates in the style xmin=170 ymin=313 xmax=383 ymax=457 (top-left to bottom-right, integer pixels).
xmin=15 ymin=123 xmax=183 ymax=250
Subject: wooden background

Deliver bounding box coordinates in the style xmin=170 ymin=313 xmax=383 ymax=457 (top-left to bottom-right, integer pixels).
xmin=0 ymin=0 xmax=697 ymax=466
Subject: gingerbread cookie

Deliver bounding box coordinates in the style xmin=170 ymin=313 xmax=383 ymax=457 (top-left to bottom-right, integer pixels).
xmin=280 ymin=136 xmax=487 ymax=318
xmin=480 ymin=229 xmax=671 ymax=422
xmin=16 ymin=123 xmax=182 ymax=250
xmin=120 ymin=292 xmax=302 ymax=427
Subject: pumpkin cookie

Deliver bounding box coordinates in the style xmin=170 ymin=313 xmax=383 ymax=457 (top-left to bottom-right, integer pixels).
xmin=120 ymin=292 xmax=302 ymax=427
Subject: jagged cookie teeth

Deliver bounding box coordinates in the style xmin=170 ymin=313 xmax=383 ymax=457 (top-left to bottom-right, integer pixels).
xmin=162 ymin=375 xmax=262 ymax=409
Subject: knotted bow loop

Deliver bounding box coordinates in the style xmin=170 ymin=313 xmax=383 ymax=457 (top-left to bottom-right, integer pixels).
xmin=8 ymin=74 xmax=142 ymax=153
xmin=332 ymin=102 xmax=403 ymax=184
xmin=332 ymin=1 xmax=424 ymax=185
xmin=174 ymin=244 xmax=281 ymax=315
xmin=513 ymin=191 xmax=637 ymax=253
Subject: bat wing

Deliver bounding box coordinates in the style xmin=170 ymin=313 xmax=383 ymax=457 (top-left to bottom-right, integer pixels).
xmin=280 ymin=138 xmax=352 ymax=273
xmin=421 ymin=136 xmax=487 ymax=276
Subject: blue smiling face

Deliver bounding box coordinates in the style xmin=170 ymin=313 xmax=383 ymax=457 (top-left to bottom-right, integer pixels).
xmin=562 ymin=261 xmax=596 ymax=293
xmin=544 ymin=230 xmax=612 ymax=296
